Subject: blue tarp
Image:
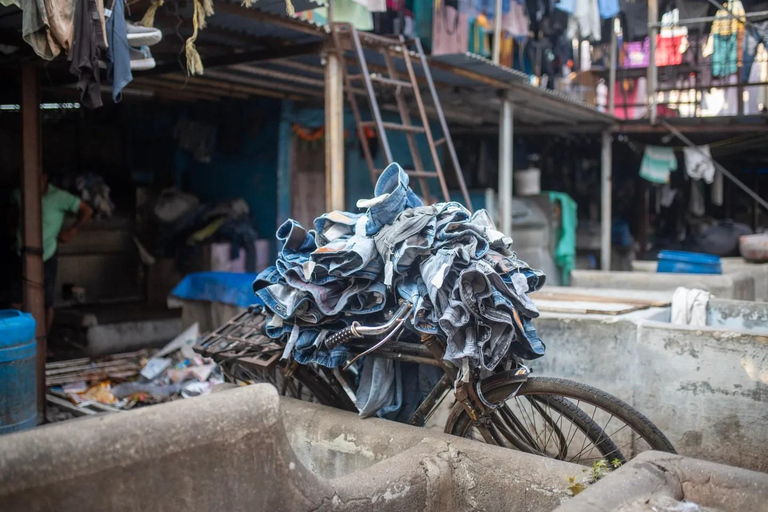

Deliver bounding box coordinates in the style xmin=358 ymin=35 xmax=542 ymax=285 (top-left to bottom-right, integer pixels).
xmin=170 ymin=272 xmax=262 ymax=308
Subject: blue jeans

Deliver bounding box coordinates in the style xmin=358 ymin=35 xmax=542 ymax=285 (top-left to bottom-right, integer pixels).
xmin=363 ymin=163 xmax=423 ymax=236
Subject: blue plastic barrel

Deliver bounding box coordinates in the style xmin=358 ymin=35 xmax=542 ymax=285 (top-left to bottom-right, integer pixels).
xmin=0 ymin=310 xmax=38 ymax=434
xmin=657 ymin=250 xmax=722 ymax=275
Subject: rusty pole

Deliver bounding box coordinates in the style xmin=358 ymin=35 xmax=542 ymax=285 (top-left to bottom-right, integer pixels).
xmin=20 ymin=62 xmax=46 ymax=423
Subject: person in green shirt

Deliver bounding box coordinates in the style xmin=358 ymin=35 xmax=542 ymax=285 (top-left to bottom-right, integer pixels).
xmin=11 ymin=172 xmax=93 ymax=332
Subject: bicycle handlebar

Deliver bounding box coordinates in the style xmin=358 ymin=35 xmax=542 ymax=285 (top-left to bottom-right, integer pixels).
xmin=324 ymin=302 xmax=412 ymax=351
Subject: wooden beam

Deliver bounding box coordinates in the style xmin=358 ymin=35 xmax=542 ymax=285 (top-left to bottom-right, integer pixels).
xmin=20 ymin=62 xmax=46 ymax=424
xmin=133 ymin=77 xmax=247 ymax=99
xmin=229 ymin=63 xmax=325 ymax=88
xmin=159 ymin=73 xmax=310 ymax=101
xmin=204 ymin=69 xmax=323 ymax=98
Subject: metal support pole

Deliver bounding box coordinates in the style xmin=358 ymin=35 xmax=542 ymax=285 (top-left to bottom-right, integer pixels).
xmin=648 ymin=0 xmax=658 ymax=124
xmin=492 ymin=0 xmax=502 ymax=65
xmin=324 ymin=50 xmax=345 ymax=211
xmin=499 ymin=96 xmax=513 ymax=236
xmin=601 ymin=131 xmax=613 ymax=270
xmin=609 ymin=18 xmax=617 ymax=116
xmin=20 ymin=62 xmax=46 ymax=423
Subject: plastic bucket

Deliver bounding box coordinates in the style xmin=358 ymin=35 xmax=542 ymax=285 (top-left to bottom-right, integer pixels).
xmin=0 ymin=310 xmax=37 ymax=434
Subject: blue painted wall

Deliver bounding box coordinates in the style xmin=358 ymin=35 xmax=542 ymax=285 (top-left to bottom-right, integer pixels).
xmin=175 ymin=98 xmax=282 ymax=255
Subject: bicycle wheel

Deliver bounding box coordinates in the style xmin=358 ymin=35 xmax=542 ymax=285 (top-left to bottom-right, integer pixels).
xmin=445 ymin=375 xmax=675 ymax=465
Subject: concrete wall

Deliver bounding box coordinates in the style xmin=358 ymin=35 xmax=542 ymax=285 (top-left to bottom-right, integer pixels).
xmin=571 ymin=269 xmax=756 ymax=300
xmin=532 ymin=303 xmax=768 ymax=472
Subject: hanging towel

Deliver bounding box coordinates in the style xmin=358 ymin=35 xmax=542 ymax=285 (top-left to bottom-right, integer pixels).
xmin=547 ymin=191 xmax=578 ymax=285
xmin=683 ymin=145 xmax=716 ymax=184
xmin=671 ymin=287 xmax=711 ymax=327
xmin=640 ymin=145 xmax=677 ymax=184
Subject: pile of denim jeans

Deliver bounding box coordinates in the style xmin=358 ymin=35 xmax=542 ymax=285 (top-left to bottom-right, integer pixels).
xmin=252 ymin=163 xmax=546 ymax=417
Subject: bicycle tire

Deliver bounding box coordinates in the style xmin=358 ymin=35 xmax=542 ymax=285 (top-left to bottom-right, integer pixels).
xmin=445 ymin=375 xmax=676 ymax=461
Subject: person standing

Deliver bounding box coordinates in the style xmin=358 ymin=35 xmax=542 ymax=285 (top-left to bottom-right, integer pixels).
xmin=11 ymin=172 xmax=93 ymax=332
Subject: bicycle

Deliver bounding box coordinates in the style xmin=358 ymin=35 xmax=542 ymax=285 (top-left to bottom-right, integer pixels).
xmin=195 ymin=303 xmax=676 ymax=466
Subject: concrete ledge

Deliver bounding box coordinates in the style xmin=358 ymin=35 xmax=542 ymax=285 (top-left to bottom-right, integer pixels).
xmin=571 ymin=270 xmax=756 ymax=300
xmin=554 ymin=451 xmax=768 ymax=512
xmin=0 ymin=384 xmax=580 ymax=512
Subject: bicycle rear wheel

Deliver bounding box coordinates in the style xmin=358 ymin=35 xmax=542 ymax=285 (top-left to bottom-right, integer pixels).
xmin=445 ymin=375 xmax=675 ymax=465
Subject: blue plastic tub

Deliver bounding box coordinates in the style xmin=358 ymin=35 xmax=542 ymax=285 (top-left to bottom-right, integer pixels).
xmin=657 ymin=250 xmax=722 ymax=274
xmin=0 ymin=310 xmax=37 ymax=434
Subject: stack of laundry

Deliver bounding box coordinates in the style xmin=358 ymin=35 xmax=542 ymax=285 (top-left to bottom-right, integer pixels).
xmin=253 ymin=163 xmax=546 ymax=417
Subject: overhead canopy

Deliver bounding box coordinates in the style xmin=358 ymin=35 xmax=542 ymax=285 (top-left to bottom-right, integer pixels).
xmin=0 ymin=1 xmax=615 ymax=132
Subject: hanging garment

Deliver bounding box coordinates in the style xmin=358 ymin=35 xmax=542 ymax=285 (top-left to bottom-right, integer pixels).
xmin=711 ymin=1 xmax=745 ymax=77
xmin=432 ymin=1 xmax=469 ymax=55
xmin=503 ymin=0 xmax=530 ymax=39
xmin=683 ymin=145 xmax=715 ymax=184
xmin=469 ymin=14 xmax=491 ymax=57
xmin=619 ymin=0 xmax=648 ymax=41
xmin=671 ymin=287 xmax=711 ymax=327
xmin=742 ymin=20 xmax=768 ymax=82
xmin=689 ymin=179 xmax=705 ymax=216
xmin=70 ymin=0 xmax=106 ymax=109
xmin=565 ymin=0 xmax=601 ymax=41
xmin=640 ymin=146 xmax=677 ymax=184
xmin=351 ymin=0 xmax=386 ymax=11
xmin=598 ymin=0 xmax=619 ymax=19
xmin=547 ymin=191 xmax=577 ymax=285
xmin=105 ymin=0 xmax=132 ymax=102
xmin=22 ymin=0 xmax=77 ymax=59
xmin=711 ymin=169 xmax=724 ymax=206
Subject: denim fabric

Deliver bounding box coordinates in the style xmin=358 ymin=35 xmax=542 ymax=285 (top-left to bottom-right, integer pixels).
xmin=356 ymin=357 xmax=402 ymax=418
xmin=362 ymin=163 xmax=423 ymax=236
xmin=312 ymin=235 xmax=383 ymax=278
xmin=292 ymin=327 xmax=349 ymax=368
xmin=314 ymin=210 xmax=364 ymax=247
xmin=275 ymin=220 xmax=316 ymax=276
xmin=252 ymin=162 xmax=549 ymax=419
xmin=439 ymin=260 xmax=541 ymax=370
xmin=373 ymin=205 xmax=438 ymax=284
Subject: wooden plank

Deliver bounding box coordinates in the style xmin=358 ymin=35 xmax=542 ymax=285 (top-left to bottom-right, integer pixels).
xmin=530 ymin=291 xmax=670 ymax=307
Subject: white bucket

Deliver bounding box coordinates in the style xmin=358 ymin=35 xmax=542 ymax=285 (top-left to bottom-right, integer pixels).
xmin=515 ymin=168 xmax=541 ymax=196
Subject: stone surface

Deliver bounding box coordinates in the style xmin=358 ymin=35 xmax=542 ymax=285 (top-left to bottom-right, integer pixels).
xmin=554 ymin=451 xmax=768 ymax=512
xmin=571 ymin=270 xmax=755 ymax=301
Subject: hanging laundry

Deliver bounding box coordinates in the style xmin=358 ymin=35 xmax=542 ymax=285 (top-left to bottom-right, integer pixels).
xmin=558 ymin=0 xmax=601 ymax=41
xmin=21 ymin=0 xmax=93 ymax=60
xmin=70 ymin=0 xmax=107 ymax=109
xmin=351 ymin=0 xmax=386 ymax=11
xmin=598 ymin=0 xmax=619 ymax=20
xmin=503 ymin=1 xmax=530 ymax=39
xmin=619 ymin=0 xmax=648 ymax=41
xmin=711 ymin=1 xmax=745 ymax=77
xmin=105 ymin=0 xmax=132 ymax=103
xmin=432 ymin=1 xmax=469 ymax=56
xmin=640 ymin=146 xmax=677 ymax=184
xmin=689 ymin=180 xmax=705 ymax=216
xmin=683 ymin=145 xmax=715 ymax=184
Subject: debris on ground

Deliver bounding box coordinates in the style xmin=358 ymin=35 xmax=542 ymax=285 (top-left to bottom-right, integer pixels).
xmin=45 ymin=323 xmax=223 ymax=421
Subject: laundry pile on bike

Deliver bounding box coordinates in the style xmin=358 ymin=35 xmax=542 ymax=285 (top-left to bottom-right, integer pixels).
xmin=252 ymin=163 xmax=546 ymax=418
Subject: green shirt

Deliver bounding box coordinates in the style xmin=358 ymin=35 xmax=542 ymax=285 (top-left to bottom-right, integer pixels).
xmin=14 ymin=184 xmax=81 ymax=262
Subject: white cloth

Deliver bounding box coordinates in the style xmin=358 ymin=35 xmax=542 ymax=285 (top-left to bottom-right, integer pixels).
xmin=350 ymin=0 xmax=386 ymax=12
xmin=683 ymin=145 xmax=715 ymax=183
xmin=567 ymin=0 xmax=601 ymax=40
xmin=671 ymin=287 xmax=711 ymax=327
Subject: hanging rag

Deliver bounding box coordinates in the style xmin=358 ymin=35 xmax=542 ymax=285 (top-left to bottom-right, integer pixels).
xmin=69 ymin=0 xmax=107 ymax=108
xmin=683 ymin=145 xmax=715 ymax=184
xmin=671 ymin=287 xmax=711 ymax=327
xmin=547 ymin=191 xmax=577 ymax=285
xmin=105 ymin=0 xmax=133 ymax=102
xmin=640 ymin=145 xmax=677 ymax=184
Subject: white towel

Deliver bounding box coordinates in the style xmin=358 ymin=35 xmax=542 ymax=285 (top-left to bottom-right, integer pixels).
xmin=671 ymin=287 xmax=711 ymax=327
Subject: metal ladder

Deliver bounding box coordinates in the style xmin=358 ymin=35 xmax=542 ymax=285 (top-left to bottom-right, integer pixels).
xmin=330 ymin=23 xmax=473 ymax=210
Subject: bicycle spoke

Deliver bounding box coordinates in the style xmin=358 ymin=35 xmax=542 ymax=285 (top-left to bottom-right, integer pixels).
xmin=569 ymin=414 xmax=614 ymax=463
